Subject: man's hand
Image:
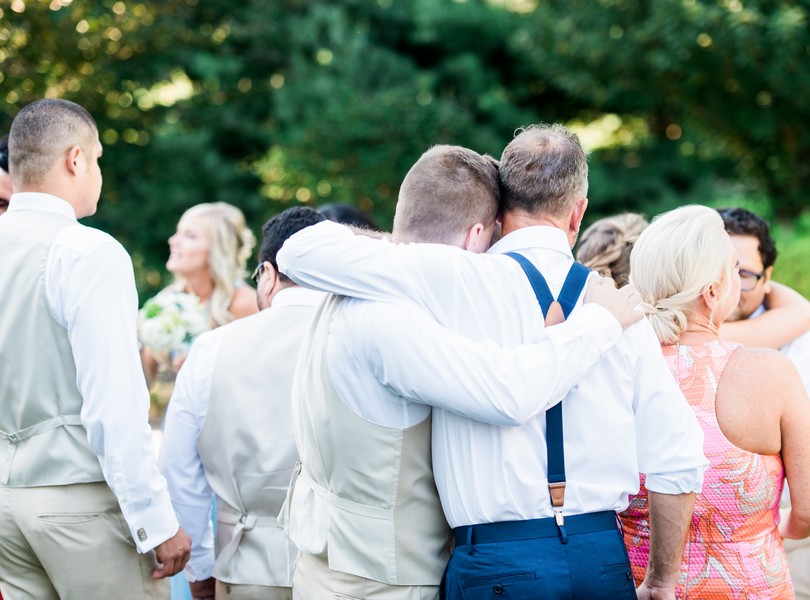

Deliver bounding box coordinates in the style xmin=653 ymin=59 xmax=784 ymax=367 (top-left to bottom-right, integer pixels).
xmin=189 ymin=577 xmax=216 ymax=599
xmin=152 ymin=527 xmax=192 ymax=579
xmin=583 ymin=276 xmax=643 ymax=329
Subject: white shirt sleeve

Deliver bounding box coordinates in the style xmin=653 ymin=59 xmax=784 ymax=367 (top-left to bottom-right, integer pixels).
xmin=278 ymin=220 xmax=469 ymax=318
xmin=278 ymin=220 xmax=622 ymax=349
xmin=47 ymin=227 xmax=179 ymax=553
xmin=159 ymin=332 xmax=219 ymax=582
xmin=354 ymin=301 xmax=621 ymax=426
xmin=631 ymin=324 xmax=708 ymax=494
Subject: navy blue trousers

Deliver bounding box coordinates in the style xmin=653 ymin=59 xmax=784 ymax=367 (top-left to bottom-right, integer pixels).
xmin=441 ymin=511 xmax=637 ymax=600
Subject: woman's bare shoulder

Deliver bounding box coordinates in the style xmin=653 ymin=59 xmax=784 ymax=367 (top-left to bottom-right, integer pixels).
xmin=229 ymin=285 xmax=259 ymax=318
xmin=724 ymin=345 xmax=803 ymax=401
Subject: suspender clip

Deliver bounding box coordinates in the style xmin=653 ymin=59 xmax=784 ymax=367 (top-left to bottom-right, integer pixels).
xmin=554 ymin=507 xmax=564 ymax=527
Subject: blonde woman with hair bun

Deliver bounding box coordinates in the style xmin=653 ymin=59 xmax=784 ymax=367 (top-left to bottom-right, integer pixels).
xmin=619 ymin=204 xmax=810 ymax=599
xmin=142 ymin=202 xmax=259 ymax=387
xmin=575 ymin=212 xmax=648 ymax=288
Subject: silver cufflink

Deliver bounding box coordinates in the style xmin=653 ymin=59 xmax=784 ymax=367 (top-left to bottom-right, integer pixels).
xmin=137 ymin=528 xmax=147 ymax=541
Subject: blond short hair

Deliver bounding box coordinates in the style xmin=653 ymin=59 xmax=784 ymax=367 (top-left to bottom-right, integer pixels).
xmin=630 ymin=205 xmax=738 ymax=344
xmin=576 ymin=213 xmax=648 ymax=287
xmin=393 ymin=145 xmax=499 ymax=244
xmin=9 ymin=99 xmax=98 ymax=187
xmin=172 ymin=202 xmax=255 ymax=327
xmin=499 ymin=123 xmax=588 ymax=219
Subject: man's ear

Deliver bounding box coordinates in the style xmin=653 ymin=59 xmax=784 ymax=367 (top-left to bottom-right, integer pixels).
xmin=763 ymin=265 xmax=774 ymax=294
xmin=570 ymin=197 xmax=588 ymax=236
xmin=256 ymin=261 xmax=278 ymax=308
xmin=462 ymin=222 xmax=490 ymax=253
xmin=65 ymin=146 xmax=83 ymax=176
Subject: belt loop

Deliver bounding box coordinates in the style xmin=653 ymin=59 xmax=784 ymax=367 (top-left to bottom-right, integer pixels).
xmin=466 ymin=526 xmax=474 ymax=555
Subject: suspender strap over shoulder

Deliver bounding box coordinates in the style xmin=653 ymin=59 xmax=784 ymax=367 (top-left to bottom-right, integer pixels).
xmin=505 ymin=252 xmax=590 ymax=544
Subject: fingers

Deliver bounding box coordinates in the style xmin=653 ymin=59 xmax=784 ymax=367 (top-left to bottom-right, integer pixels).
xmin=620 ymin=284 xmax=641 ymax=306
xmin=152 ymin=547 xmax=190 ymax=579
xmin=152 ymin=555 xmax=183 ymax=578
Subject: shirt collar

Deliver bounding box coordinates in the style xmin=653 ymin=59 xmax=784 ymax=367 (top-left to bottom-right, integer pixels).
xmin=272 ymin=286 xmax=326 ymax=308
xmin=488 ymin=225 xmax=573 ymax=259
xmin=7 ymin=192 xmax=77 ymax=220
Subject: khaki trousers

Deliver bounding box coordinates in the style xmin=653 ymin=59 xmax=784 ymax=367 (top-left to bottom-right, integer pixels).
xmin=293 ymin=552 xmax=438 ymax=600
xmin=216 ymin=579 xmax=292 ymax=599
xmin=0 ymin=482 xmax=168 ymax=600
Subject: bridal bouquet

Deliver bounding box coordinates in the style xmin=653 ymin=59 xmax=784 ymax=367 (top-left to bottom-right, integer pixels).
xmin=138 ymin=291 xmax=209 ymax=354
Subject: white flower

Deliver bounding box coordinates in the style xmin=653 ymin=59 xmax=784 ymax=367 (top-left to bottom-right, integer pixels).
xmin=138 ymin=291 xmax=209 ymax=353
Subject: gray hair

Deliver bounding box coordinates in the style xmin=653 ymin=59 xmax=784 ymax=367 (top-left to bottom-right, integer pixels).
xmin=499 ymin=123 xmax=588 ymax=218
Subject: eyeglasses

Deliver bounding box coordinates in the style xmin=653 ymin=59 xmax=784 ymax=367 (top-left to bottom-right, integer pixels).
xmin=251 ymin=262 xmax=266 ymax=285
xmin=739 ymin=268 xmax=766 ymax=292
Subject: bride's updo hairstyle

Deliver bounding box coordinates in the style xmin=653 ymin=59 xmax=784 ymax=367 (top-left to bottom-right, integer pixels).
xmin=174 ymin=202 xmax=255 ymax=327
xmin=630 ymin=205 xmax=737 ymax=345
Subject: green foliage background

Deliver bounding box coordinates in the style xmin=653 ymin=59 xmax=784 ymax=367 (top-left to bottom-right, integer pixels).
xmin=1 ymin=0 xmax=808 ymax=298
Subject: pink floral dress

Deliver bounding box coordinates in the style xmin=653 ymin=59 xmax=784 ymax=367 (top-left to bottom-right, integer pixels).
xmin=620 ymin=339 xmax=793 ymax=599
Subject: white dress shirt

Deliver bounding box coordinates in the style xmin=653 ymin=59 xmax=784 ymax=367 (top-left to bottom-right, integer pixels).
xmin=7 ymin=192 xmax=178 ymax=553
xmin=329 ymin=297 xmax=622 ymax=429
xmin=159 ymin=287 xmax=323 ymax=581
xmin=278 ymin=220 xmax=708 ymax=528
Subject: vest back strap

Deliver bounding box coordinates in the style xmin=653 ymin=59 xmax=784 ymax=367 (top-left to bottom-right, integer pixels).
xmin=0 ymin=414 xmax=84 ymax=485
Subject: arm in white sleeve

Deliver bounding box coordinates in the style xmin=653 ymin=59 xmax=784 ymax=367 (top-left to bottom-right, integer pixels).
xmin=54 ymin=234 xmax=178 ymax=552
xmin=277 ymin=220 xmax=465 ymax=316
xmin=361 ymin=302 xmax=622 ymax=426
xmin=631 ymin=323 xmax=708 ymax=494
xmin=159 ymin=334 xmax=216 ymax=582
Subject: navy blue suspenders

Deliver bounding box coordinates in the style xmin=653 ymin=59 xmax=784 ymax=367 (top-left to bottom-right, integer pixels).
xmin=505 ymin=252 xmax=590 ymax=544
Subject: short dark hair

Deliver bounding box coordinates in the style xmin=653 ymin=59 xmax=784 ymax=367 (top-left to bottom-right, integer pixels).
xmin=9 ymin=99 xmax=98 ymax=187
xmin=0 ymin=134 xmax=8 ymax=173
xmin=318 ymin=203 xmax=379 ymax=230
xmin=259 ymin=206 xmax=326 ymax=281
xmin=717 ymin=207 xmax=778 ymax=268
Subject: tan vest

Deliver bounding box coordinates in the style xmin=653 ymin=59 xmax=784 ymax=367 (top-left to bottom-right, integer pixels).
xmin=282 ymin=295 xmax=451 ymax=585
xmin=197 ymin=303 xmax=315 ymax=586
xmin=0 ymin=210 xmax=104 ymax=487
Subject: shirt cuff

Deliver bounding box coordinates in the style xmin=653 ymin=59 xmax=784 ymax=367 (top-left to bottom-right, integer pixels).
xmin=645 ymin=468 xmax=706 ymax=495
xmin=568 ymin=303 xmax=623 ymax=353
xmin=125 ymin=491 xmax=180 ymax=553
xmin=184 ymin=551 xmax=215 ymax=582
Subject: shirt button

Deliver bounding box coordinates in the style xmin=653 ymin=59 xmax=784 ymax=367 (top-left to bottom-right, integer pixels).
xmin=494 ymin=584 xmax=504 ymax=594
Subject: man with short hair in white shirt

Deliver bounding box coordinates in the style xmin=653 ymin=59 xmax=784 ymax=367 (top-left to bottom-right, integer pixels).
xmin=279 ymin=127 xmax=709 ymax=599
xmin=282 ymin=144 xmax=656 ymax=600
xmin=159 ymin=206 xmax=328 ymax=600
xmin=0 ymin=99 xmax=190 ymax=599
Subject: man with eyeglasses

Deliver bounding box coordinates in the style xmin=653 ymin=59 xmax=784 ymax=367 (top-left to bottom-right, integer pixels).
xmin=158 ymin=206 xmax=328 ymax=600
xmin=719 ymin=206 xmax=810 ymax=600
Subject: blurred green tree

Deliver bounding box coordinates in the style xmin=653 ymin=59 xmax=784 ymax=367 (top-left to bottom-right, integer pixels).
xmin=523 ymin=0 xmax=810 ymax=218
xmin=1 ymin=0 xmax=808 ymax=299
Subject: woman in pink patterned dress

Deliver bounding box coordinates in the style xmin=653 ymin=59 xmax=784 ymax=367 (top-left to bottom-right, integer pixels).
xmin=620 ymin=205 xmax=810 ymax=599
